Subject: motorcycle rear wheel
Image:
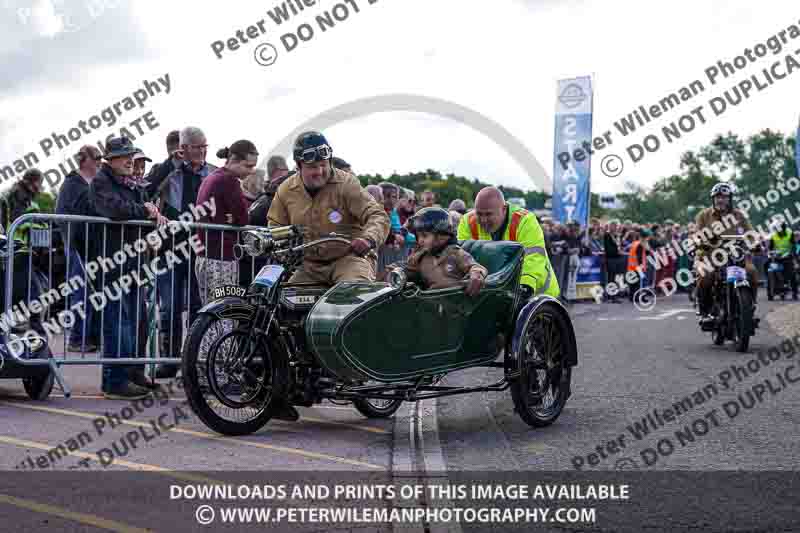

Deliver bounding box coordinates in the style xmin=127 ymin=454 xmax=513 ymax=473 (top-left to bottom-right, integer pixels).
xmin=353 ymin=397 xmax=403 ymax=418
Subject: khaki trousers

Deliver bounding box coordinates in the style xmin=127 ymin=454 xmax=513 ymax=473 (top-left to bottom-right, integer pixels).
xmin=289 ymin=255 xmax=376 ymax=284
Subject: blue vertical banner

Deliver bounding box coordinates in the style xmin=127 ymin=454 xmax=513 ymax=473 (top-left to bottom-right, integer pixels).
xmin=552 ymin=76 xmax=593 ymax=226
xmin=796 ymin=117 xmax=800 ymax=175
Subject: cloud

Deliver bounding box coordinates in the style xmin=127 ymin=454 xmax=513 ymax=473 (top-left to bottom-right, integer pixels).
xmin=0 ymin=0 xmax=151 ymax=97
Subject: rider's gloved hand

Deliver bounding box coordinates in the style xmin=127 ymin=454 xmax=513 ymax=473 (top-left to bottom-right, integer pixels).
xmin=465 ymin=271 xmax=485 ymax=297
xmin=350 ymin=237 xmax=374 ymax=256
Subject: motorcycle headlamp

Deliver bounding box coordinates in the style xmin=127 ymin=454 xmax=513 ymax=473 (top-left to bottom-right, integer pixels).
xmin=242 ymin=231 xmax=267 ymax=257
xmin=5 ymin=333 xmax=45 ymax=358
xmin=730 ymin=244 xmax=747 ymax=265
xmin=388 ymin=268 xmax=407 ymax=290
xmin=27 ymin=335 xmax=45 ymax=352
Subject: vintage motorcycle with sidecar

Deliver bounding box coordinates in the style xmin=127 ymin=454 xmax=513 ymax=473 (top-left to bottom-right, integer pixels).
xmin=181 ymin=225 xmax=578 ymax=436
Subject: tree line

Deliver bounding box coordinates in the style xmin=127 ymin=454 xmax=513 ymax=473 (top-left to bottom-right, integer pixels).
xmin=358 ymin=128 xmax=798 ymax=227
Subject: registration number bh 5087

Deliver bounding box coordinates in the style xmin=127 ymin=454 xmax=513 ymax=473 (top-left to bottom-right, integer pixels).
xmin=212 ymin=285 xmax=247 ymax=300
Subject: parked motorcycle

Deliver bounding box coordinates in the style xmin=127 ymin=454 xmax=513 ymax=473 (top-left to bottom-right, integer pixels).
xmin=697 ymin=235 xmax=759 ymax=352
xmin=0 ymin=232 xmax=54 ymax=400
xmin=767 ymin=250 xmax=793 ymax=301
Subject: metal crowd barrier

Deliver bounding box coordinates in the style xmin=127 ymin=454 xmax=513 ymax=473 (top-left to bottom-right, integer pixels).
xmin=2 ymin=213 xmax=264 ymax=396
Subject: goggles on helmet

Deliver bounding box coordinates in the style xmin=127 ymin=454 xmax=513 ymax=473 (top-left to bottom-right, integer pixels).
xmin=298 ymin=144 xmax=332 ymax=164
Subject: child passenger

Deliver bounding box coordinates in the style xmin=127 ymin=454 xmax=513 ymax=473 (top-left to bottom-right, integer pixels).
xmin=386 ymin=207 xmax=487 ymax=296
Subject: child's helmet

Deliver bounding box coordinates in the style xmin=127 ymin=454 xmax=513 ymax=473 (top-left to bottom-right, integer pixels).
xmin=408 ymin=207 xmax=455 ymax=237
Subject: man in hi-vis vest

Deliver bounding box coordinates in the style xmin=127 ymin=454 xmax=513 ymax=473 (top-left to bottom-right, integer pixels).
xmin=769 ymin=219 xmax=797 ymax=300
xmin=457 ymin=187 xmax=560 ymax=299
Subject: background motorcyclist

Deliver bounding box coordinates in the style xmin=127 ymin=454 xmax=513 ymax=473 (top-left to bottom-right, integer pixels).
xmin=768 ymin=219 xmax=797 ymax=300
xmin=694 ymin=182 xmax=758 ymax=326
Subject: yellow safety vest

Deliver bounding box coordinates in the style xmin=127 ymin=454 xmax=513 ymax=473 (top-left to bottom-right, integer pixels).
xmin=457 ymin=204 xmax=560 ymax=298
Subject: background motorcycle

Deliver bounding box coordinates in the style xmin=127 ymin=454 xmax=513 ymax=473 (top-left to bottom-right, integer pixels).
xmin=0 ymin=232 xmax=54 ymax=400
xmin=697 ymin=236 xmax=759 ymax=352
xmin=766 ymin=250 xmax=796 ymax=301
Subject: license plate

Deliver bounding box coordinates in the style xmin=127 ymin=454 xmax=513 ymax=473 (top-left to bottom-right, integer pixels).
xmin=284 ymin=294 xmax=317 ymax=305
xmin=253 ymin=264 xmax=285 ymax=288
xmin=211 ymin=285 xmax=247 ymax=300
xmin=726 ymin=266 xmax=746 ymax=282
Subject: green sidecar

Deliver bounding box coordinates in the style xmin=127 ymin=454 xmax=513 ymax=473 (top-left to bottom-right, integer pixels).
xmin=181 ymin=227 xmax=578 ymax=436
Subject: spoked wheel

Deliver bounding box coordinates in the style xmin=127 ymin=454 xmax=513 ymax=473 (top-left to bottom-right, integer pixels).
xmin=182 ymin=314 xmax=283 ymax=436
xmin=511 ymin=303 xmax=573 ymax=427
xmin=353 ymin=396 xmax=403 ymax=418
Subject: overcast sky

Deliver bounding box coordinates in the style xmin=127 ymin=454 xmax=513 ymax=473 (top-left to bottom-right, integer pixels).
xmin=1 ymin=0 xmax=799 ymax=196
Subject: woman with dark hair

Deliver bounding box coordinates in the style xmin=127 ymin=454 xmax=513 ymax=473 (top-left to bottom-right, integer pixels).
xmin=195 ymin=140 xmax=256 ymax=304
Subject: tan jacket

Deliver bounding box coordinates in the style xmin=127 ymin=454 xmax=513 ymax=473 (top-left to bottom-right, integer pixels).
xmin=267 ymin=168 xmax=390 ymax=262
xmin=394 ymin=244 xmax=487 ymax=290
xmin=694 ymin=207 xmax=753 ymax=247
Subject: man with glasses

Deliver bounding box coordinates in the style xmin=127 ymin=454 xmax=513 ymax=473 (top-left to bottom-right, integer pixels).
xmin=268 ymin=131 xmax=389 ymax=284
xmin=56 ymin=145 xmax=103 ymax=352
xmin=145 ymin=127 xmax=212 ymax=379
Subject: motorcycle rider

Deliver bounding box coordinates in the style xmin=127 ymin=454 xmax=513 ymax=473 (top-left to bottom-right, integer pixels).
xmin=768 ymin=219 xmax=797 ymax=300
xmin=267 ymin=131 xmax=390 ymax=284
xmin=694 ymin=182 xmax=758 ymax=326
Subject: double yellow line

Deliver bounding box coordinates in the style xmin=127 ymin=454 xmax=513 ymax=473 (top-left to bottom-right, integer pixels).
xmin=1 ymin=401 xmax=385 ymax=469
xmin=0 ymin=397 xmax=388 ymax=531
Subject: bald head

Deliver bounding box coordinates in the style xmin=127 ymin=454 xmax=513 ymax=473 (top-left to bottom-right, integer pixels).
xmin=475 ymin=187 xmax=504 ymax=209
xmin=474 ymin=187 xmax=507 ymax=235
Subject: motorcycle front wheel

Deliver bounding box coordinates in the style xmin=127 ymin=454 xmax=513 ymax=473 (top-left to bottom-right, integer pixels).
xmin=734 ymin=287 xmax=754 ymax=353
xmin=182 ymin=314 xmax=284 ymax=436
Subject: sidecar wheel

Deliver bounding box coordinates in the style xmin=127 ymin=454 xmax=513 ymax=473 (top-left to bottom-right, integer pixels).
xmin=182 ymin=314 xmax=281 ymax=436
xmin=353 ymin=397 xmax=403 ymax=419
xmin=511 ymin=302 xmax=572 ymax=428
